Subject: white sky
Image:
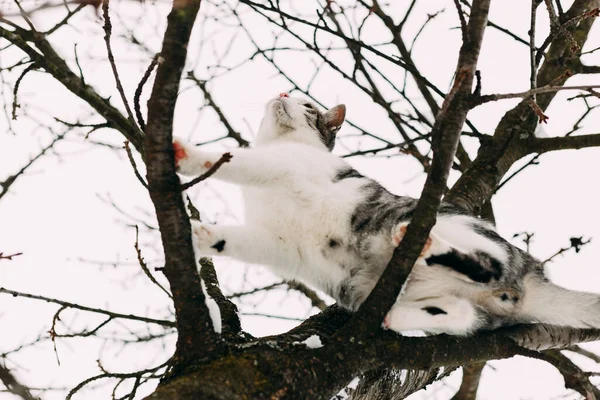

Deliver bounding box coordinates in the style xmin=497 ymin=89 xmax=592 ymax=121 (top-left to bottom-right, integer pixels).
xmin=1 ymin=0 xmax=600 ymax=399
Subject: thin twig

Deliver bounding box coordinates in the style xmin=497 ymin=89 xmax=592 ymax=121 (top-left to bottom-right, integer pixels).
xmin=529 ymin=0 xmax=541 ymax=102
xmin=101 ymin=0 xmax=142 ymax=134
xmin=134 ymin=226 xmax=171 ymax=298
xmin=453 ymin=0 xmax=468 ymax=42
xmin=11 ymin=62 xmax=37 ymax=120
xmin=180 ymin=153 xmax=233 ymax=190
xmin=474 ymin=84 xmax=600 ymax=105
xmin=66 ymin=358 xmax=171 ymax=400
xmin=48 ymin=305 xmax=67 ymax=366
xmin=542 ymin=237 xmax=591 ymax=265
xmin=0 ymin=287 xmax=175 ymax=327
xmin=134 ymin=54 xmax=161 ymax=132
xmin=123 ymin=141 xmax=148 ymax=188
xmin=0 ymin=252 xmax=23 ymax=261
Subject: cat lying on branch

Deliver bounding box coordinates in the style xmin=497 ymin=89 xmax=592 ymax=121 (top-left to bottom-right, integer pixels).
xmin=174 ymin=93 xmax=600 ymax=335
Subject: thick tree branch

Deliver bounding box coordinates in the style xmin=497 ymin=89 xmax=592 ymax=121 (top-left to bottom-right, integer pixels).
xmin=445 ymin=0 xmax=599 ymax=213
xmin=451 ymin=362 xmax=485 ymax=400
xmin=199 ymin=258 xmax=242 ymax=338
xmin=143 ymin=0 xmax=224 ymax=372
xmin=529 ymin=133 xmax=600 ymax=153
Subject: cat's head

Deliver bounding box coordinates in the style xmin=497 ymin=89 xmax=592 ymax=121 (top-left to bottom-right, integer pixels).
xmin=256 ymin=93 xmax=346 ymax=151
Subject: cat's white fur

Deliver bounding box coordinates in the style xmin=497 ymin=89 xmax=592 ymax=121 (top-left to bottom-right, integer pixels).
xmin=175 ymin=95 xmax=600 ymax=335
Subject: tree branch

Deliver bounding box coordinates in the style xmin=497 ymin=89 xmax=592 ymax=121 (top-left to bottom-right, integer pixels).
xmin=334 ymin=0 xmax=491 ymax=340
xmin=529 ymin=133 xmax=600 ymax=153
xmin=0 ymin=287 xmax=174 ymax=327
xmin=143 ymin=0 xmax=223 ymax=372
xmin=0 ymin=363 xmax=38 ymax=400
xmin=445 ymin=0 xmax=599 ymax=213
xmin=0 ymin=25 xmax=144 ymax=151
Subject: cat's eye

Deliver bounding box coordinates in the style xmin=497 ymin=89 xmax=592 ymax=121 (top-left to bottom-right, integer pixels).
xmin=303 ymin=103 xmax=315 ymax=109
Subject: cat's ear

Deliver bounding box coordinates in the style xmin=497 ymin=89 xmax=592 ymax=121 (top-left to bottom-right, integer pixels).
xmin=321 ymin=105 xmax=345 ymax=150
xmin=324 ymin=104 xmax=346 ymax=134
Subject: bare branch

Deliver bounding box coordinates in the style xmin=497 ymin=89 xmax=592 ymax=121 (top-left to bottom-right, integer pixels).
xmin=530 ymin=133 xmax=600 ymax=153
xmin=180 ymin=152 xmax=233 ymax=191
xmin=0 ymin=252 xmax=23 ymax=261
xmin=0 ymin=131 xmax=67 ymax=200
xmin=0 ymin=363 xmax=38 ymax=400
xmin=143 ymin=0 xmax=224 ymax=371
xmin=134 ymin=226 xmax=171 ymax=298
xmin=123 ymin=141 xmax=148 ymax=188
xmin=101 ymin=0 xmax=142 ymax=135
xmin=186 ymin=72 xmax=249 ymax=147
xmin=0 ymin=25 xmax=144 ymax=150
xmin=451 ymin=362 xmax=485 ymax=400
xmin=134 ymin=54 xmax=161 ymax=132
xmin=474 ymin=84 xmax=600 ymax=106
xmin=0 ymin=287 xmax=175 ymax=327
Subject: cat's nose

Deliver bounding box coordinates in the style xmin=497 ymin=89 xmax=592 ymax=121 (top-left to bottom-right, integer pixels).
xmin=279 ymin=92 xmax=289 ymax=98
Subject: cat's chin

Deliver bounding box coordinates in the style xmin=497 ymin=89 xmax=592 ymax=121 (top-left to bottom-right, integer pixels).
xmin=267 ymin=100 xmax=294 ymax=128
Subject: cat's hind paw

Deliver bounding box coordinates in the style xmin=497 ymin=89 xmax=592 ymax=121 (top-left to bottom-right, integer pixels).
xmin=191 ymin=220 xmax=226 ymax=255
xmin=391 ymin=222 xmax=432 ymax=257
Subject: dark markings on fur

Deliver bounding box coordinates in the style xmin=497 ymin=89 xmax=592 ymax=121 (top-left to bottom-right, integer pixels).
xmin=212 ymin=240 xmax=226 ymax=253
xmin=329 ymin=238 xmax=339 ymax=248
xmin=352 ymin=216 xmax=373 ymax=233
xmin=425 ymin=249 xmax=502 ymax=283
xmin=423 ymin=307 xmax=447 ymax=316
xmin=333 ymin=167 xmax=363 ymax=182
xmin=349 ymin=181 xmax=417 ymax=236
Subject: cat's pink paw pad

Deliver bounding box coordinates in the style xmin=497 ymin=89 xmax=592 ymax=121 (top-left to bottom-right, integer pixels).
xmin=173 ymin=140 xmax=187 ymax=168
xmin=392 ymin=223 xmax=432 ymax=257
xmin=391 ymin=224 xmax=408 ymax=246
xmin=191 ymin=221 xmax=225 ymax=254
xmin=382 ymin=313 xmax=391 ymax=329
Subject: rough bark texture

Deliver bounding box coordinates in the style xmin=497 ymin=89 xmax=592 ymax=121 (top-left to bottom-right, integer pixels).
xmin=144 ymin=0 xmax=224 ymax=372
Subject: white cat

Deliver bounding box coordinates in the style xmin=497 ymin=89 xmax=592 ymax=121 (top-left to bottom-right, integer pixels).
xmin=174 ymin=93 xmax=600 ymax=335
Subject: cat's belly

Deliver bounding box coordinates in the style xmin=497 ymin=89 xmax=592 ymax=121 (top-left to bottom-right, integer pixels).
xmin=242 ymin=187 xmax=359 ymax=294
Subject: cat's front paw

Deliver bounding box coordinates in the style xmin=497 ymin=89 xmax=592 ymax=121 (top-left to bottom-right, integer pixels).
xmin=174 ymin=140 xmax=209 ymax=177
xmin=173 ymin=140 xmax=188 ymax=169
xmin=191 ymin=220 xmax=226 ymax=254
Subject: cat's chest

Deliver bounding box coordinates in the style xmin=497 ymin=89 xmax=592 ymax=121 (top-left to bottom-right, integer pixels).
xmin=243 ymin=181 xmax=356 ymax=241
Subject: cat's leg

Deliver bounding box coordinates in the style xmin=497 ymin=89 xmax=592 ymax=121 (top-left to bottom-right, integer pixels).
xmin=392 ymin=217 xmax=507 ymax=284
xmin=391 ymin=222 xmax=432 ymax=256
xmin=383 ymin=296 xmax=480 ymax=335
xmin=191 ymin=220 xmax=298 ymax=268
xmin=174 ymin=140 xmax=293 ymax=187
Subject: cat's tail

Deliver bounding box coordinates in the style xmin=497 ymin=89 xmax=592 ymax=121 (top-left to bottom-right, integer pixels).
xmin=517 ymin=273 xmax=600 ymax=328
